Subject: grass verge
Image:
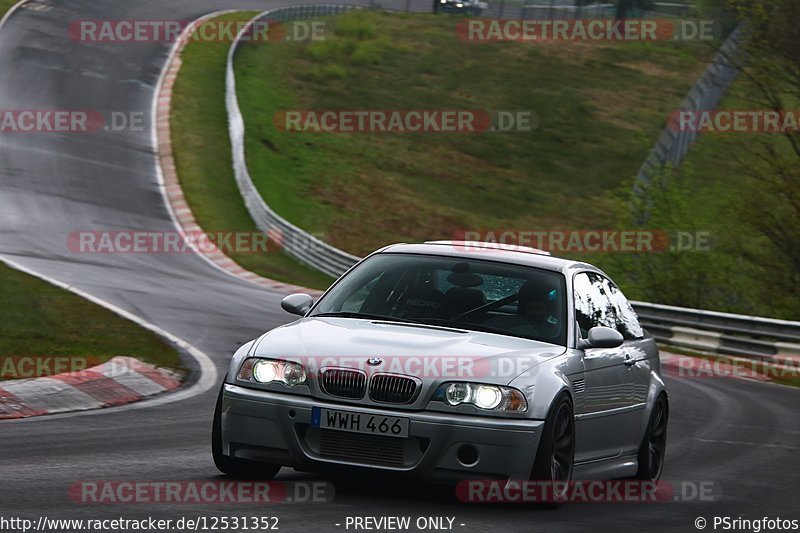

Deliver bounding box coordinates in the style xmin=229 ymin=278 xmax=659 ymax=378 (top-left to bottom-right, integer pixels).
xmin=235 ymin=10 xmax=717 ymax=257
xmin=594 ymin=73 xmax=800 ymax=319
xmin=170 ymin=12 xmax=334 ymax=291
xmin=0 ymin=0 xmax=20 ymax=18
xmin=0 ymin=262 xmax=181 ymax=378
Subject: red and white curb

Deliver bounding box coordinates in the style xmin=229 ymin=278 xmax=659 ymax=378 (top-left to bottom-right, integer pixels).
xmin=153 ymin=13 xmax=322 ymax=297
xmin=0 ymin=356 xmax=182 ymax=420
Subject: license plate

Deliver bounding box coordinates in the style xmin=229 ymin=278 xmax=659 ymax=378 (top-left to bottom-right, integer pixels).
xmin=312 ymin=407 xmax=409 ymax=438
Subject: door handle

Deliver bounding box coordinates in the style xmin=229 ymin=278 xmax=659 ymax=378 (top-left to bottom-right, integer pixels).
xmin=624 ymin=354 xmax=637 ymax=367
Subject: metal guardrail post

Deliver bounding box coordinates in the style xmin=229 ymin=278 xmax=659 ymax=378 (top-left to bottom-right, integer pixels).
xmin=226 ymin=7 xmax=362 ymax=277
xmin=634 ymin=26 xmax=743 ymax=196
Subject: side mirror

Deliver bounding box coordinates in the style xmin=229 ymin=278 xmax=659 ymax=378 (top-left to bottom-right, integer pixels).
xmin=281 ymin=293 xmax=314 ymax=316
xmin=577 ymin=326 xmax=624 ymax=350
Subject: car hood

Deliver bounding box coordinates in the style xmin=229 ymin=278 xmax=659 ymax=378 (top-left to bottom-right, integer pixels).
xmin=250 ymin=317 xmax=565 ymax=386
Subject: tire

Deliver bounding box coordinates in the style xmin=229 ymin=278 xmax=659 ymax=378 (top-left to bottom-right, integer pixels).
xmin=531 ymin=394 xmax=575 ymax=507
xmin=635 ymin=394 xmax=668 ymax=481
xmin=212 ymin=383 xmax=281 ymax=479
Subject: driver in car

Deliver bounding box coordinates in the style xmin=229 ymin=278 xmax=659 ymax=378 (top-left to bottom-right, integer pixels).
xmin=483 ymin=279 xmax=562 ymax=340
xmin=519 ymin=280 xmax=562 ymax=338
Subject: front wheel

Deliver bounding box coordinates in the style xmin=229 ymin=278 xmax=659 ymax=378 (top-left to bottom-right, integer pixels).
xmin=212 ymin=383 xmax=281 ymax=479
xmin=635 ymin=394 xmax=668 ymax=481
xmin=531 ymin=394 xmax=575 ymax=506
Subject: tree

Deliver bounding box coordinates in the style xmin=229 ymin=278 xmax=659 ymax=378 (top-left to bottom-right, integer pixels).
xmin=723 ymin=0 xmax=800 ymax=316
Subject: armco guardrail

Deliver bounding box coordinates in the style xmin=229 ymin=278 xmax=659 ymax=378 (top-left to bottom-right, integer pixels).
xmin=373 ymin=0 xmax=693 ymax=19
xmin=229 ymin=4 xmax=741 ymax=277
xmin=632 ymin=301 xmax=800 ymax=362
xmin=224 ymin=5 xmax=796 ymax=364
xmin=226 ymin=5 xmax=362 ymax=277
xmin=634 ymin=26 xmax=744 ymax=198
xmin=227 ymin=3 xmax=723 ymax=277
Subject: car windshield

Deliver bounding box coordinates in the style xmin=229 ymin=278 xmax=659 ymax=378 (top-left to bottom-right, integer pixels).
xmin=310 ymin=253 xmax=567 ymax=346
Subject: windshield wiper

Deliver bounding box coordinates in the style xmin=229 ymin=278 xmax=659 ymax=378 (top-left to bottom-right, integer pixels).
xmin=313 ymin=312 xmax=469 ymax=332
xmin=314 ymin=312 xmax=560 ymax=344
xmin=415 ymin=318 xmax=560 ymax=343
xmin=418 ymin=317 xmax=508 ymax=335
xmin=312 ymin=312 xmax=424 ymax=325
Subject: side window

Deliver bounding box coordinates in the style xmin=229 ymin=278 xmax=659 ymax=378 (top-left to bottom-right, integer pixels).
xmin=605 ymin=280 xmax=644 ymax=340
xmin=572 ymin=272 xmax=620 ymax=338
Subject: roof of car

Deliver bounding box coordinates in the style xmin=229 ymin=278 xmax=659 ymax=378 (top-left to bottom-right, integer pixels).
xmin=378 ymin=241 xmax=601 ymax=275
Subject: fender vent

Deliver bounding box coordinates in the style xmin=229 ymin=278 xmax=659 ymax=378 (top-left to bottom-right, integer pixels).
xmin=572 ymin=379 xmax=586 ymax=394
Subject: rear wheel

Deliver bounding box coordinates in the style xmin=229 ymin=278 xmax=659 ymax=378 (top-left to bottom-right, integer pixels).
xmin=635 ymin=394 xmax=668 ymax=481
xmin=212 ymin=383 xmax=281 ymax=479
xmin=531 ymin=394 xmax=575 ymax=506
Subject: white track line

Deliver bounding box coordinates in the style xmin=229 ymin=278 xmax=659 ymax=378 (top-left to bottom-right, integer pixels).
xmin=0 ymin=0 xmax=31 ymax=32
xmin=0 ymin=10 xmax=253 ymax=419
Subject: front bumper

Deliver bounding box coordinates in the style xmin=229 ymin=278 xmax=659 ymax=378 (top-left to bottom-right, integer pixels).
xmin=221 ymin=384 xmax=543 ymax=482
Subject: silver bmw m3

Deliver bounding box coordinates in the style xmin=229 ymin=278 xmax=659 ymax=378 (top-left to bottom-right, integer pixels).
xmin=212 ymin=241 xmax=668 ymax=493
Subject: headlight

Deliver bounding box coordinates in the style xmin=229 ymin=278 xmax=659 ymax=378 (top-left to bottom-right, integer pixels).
xmin=238 ymin=358 xmax=307 ymax=387
xmin=254 ymin=360 xmax=280 ymax=382
xmin=474 ymin=385 xmax=502 ymax=409
xmin=445 ymin=382 xmax=471 ymax=404
xmin=283 ymin=361 xmax=307 ymax=386
xmin=434 ymin=382 xmax=527 ymax=412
